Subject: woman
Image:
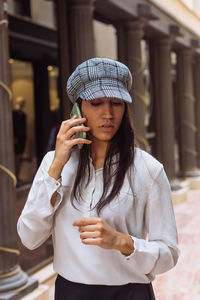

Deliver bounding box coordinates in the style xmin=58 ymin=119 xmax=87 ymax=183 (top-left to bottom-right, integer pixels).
xmin=18 ymin=58 xmax=179 ymax=300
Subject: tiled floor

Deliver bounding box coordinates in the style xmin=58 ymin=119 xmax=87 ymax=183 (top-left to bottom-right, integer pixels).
xmin=153 ymin=189 xmax=200 ymax=300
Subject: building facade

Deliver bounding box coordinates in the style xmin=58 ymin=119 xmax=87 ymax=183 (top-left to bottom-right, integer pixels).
xmin=0 ymin=0 xmax=200 ymax=298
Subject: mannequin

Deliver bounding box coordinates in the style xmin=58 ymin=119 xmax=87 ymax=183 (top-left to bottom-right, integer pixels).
xmin=13 ymin=96 xmax=27 ymax=182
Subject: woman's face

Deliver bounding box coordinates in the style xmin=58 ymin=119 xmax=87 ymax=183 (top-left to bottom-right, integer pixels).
xmin=81 ymin=98 xmax=125 ymax=143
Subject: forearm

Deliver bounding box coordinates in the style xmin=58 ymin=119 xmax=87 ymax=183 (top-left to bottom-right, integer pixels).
xmin=73 ymin=218 xmax=135 ymax=255
xmin=18 ymin=152 xmax=63 ymax=249
xmin=18 ymin=211 xmax=52 ymax=250
xmin=115 ymin=231 xmax=134 ymax=256
xmin=48 ymin=158 xmax=64 ymax=180
xmin=18 ymin=178 xmax=62 ymax=249
xmin=48 ymin=160 xmax=65 ymax=206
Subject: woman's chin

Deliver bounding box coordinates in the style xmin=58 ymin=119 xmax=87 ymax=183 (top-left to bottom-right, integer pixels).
xmin=88 ymin=132 xmax=115 ymax=143
xmin=91 ymin=135 xmax=113 ymax=143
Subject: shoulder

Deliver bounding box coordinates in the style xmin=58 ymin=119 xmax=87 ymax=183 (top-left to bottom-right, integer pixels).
xmin=133 ymin=147 xmax=164 ymax=183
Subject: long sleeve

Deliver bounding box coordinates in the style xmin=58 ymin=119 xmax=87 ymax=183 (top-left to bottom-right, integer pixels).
xmin=126 ymin=166 xmax=179 ymax=277
xmin=17 ymin=151 xmax=63 ymax=250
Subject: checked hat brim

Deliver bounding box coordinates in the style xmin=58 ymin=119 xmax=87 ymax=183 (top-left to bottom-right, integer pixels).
xmin=79 ymin=85 xmax=132 ymax=103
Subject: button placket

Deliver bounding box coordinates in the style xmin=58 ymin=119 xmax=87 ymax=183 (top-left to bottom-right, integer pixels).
xmin=82 ymin=165 xmax=96 ymax=218
xmin=88 ymin=168 xmax=96 ymax=217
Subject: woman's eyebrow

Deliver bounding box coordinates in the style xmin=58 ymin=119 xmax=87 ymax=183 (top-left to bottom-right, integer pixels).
xmin=91 ymin=99 xmax=103 ymax=102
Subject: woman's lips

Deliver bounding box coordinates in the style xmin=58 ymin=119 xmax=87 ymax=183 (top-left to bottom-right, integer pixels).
xmin=100 ymin=124 xmax=114 ymax=132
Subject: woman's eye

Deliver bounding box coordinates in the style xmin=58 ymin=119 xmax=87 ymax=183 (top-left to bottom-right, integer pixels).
xmin=90 ymin=102 xmax=101 ymax=106
xmin=111 ymin=102 xmax=122 ymax=106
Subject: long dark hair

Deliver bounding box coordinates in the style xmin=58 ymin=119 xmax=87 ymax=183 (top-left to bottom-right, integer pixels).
xmin=71 ymin=100 xmax=135 ymax=215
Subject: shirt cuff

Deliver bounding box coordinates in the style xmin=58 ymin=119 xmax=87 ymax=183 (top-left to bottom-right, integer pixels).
xmin=42 ymin=174 xmax=63 ymax=212
xmin=125 ymin=236 xmax=160 ymax=260
xmin=124 ymin=236 xmax=137 ymax=261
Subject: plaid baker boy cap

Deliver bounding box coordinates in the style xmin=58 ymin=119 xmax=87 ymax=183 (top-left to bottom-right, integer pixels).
xmin=66 ymin=57 xmax=132 ymax=103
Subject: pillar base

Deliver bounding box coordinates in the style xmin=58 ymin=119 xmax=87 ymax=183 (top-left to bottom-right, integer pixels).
xmin=0 ymin=268 xmax=38 ymax=300
xmin=170 ymin=179 xmax=182 ymax=191
xmin=21 ymin=283 xmax=49 ymax=300
xmin=187 ymin=176 xmax=200 ymax=189
xmin=184 ymin=169 xmax=200 ymax=177
xmin=172 ymin=187 xmax=188 ymax=205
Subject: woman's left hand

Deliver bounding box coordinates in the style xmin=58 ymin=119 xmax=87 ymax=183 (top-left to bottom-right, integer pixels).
xmin=73 ymin=217 xmax=134 ymax=256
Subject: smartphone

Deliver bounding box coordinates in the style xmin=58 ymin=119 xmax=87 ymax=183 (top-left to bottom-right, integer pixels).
xmin=70 ymin=103 xmax=86 ymax=149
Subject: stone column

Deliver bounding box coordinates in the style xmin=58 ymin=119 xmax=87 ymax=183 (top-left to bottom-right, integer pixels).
xmin=176 ymin=49 xmax=199 ymax=176
xmin=56 ymin=0 xmax=71 ymax=119
xmin=118 ymin=21 xmax=147 ymax=149
xmin=67 ymin=0 xmax=95 ymax=71
xmin=148 ymin=39 xmax=159 ymax=157
xmin=0 ymin=2 xmax=37 ymax=298
xmin=0 ymin=1 xmax=37 ymax=298
xmin=193 ymin=55 xmax=200 ymax=168
xmin=33 ymin=63 xmax=51 ymax=165
xmin=156 ymin=38 xmax=176 ymax=182
xmin=117 ymin=24 xmax=126 ymax=64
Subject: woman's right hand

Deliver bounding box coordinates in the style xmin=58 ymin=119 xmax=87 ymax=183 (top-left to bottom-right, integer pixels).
xmin=48 ymin=116 xmax=91 ymax=180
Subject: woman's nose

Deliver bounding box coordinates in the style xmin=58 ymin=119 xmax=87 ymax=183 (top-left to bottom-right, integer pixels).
xmin=102 ymin=103 xmax=113 ymax=118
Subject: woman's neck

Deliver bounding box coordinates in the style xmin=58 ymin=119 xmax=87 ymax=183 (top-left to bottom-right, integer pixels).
xmin=91 ymin=140 xmax=109 ymax=170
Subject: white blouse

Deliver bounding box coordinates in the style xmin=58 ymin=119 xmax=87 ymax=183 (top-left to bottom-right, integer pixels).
xmin=17 ymin=147 xmax=179 ymax=285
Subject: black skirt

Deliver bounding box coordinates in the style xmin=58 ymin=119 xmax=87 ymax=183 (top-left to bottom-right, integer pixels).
xmin=55 ymin=275 xmax=156 ymax=300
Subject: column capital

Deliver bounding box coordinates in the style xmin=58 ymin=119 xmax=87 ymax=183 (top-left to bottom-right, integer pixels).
xmin=157 ymin=37 xmax=173 ymax=50
xmin=68 ymin=0 xmax=94 ymax=4
xmin=67 ymin=0 xmax=95 ymax=70
xmin=125 ymin=20 xmax=146 ymax=39
xmin=68 ymin=0 xmax=94 ymax=10
xmin=177 ymin=48 xmax=194 ymax=59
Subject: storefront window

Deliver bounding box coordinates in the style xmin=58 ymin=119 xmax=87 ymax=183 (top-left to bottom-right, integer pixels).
xmin=10 ymin=59 xmax=54 ymax=271
xmin=7 ymin=0 xmax=57 ymax=29
xmin=10 ymin=59 xmax=37 ymax=186
xmin=7 ymin=0 xmax=31 ymax=17
xmin=46 ymin=65 xmax=60 ymax=152
xmin=31 ymin=0 xmax=57 ymax=29
xmin=93 ymin=20 xmax=117 ymax=60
